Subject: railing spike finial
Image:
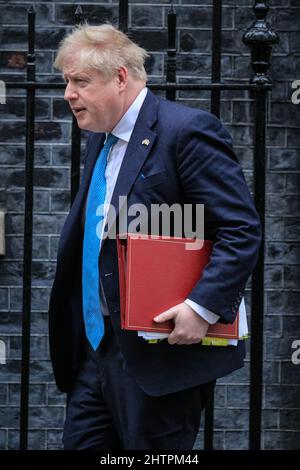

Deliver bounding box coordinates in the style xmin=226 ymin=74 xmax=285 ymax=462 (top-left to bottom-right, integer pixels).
xmin=75 ymin=5 xmax=85 ymax=25
xmin=168 ymin=1 xmax=176 ymax=15
xmin=28 ymin=5 xmax=35 ymax=14
xmin=243 ymin=0 xmax=279 ymax=86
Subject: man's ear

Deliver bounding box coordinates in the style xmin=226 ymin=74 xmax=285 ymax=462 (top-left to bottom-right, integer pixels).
xmin=117 ymin=66 xmax=128 ymax=90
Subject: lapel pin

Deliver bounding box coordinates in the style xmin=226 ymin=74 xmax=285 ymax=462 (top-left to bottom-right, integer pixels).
xmin=142 ymin=139 xmax=150 ymax=146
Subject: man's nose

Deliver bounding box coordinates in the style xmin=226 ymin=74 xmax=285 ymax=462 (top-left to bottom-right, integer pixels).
xmin=64 ymin=82 xmax=78 ymax=101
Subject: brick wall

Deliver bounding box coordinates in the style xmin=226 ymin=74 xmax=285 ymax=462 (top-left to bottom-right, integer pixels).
xmin=0 ymin=0 xmax=299 ymax=450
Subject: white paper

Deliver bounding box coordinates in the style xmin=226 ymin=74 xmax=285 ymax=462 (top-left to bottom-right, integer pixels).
xmin=138 ymin=297 xmax=248 ymax=345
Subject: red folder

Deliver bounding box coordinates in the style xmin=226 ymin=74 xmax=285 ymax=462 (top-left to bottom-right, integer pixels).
xmin=117 ymin=233 xmax=239 ymax=339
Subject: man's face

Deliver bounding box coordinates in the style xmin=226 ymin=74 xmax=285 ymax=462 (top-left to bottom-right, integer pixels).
xmin=62 ymin=54 xmax=124 ymax=132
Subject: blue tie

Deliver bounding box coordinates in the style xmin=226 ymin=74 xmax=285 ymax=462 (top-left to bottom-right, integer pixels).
xmin=82 ymin=133 xmax=118 ymax=350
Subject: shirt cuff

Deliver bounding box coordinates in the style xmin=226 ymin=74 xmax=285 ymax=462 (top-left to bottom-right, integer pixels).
xmin=185 ymin=299 xmax=220 ymax=324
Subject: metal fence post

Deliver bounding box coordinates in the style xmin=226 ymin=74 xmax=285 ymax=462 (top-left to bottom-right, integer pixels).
xmin=243 ymin=0 xmax=279 ymax=450
xmin=119 ymin=0 xmax=129 ymax=33
xmin=70 ymin=6 xmax=84 ymax=204
xmin=166 ymin=4 xmax=177 ymax=102
xmin=20 ymin=5 xmax=36 ymax=451
xmin=204 ymin=0 xmax=223 ymax=451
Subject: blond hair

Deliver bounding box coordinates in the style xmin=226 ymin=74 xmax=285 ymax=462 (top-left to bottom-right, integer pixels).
xmin=54 ymin=24 xmax=149 ymax=82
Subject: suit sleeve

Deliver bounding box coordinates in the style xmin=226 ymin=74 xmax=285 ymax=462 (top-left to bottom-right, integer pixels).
xmin=176 ymin=111 xmax=262 ymax=323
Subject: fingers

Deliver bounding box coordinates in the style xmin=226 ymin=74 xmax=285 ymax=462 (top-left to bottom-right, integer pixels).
xmin=168 ymin=333 xmax=201 ymax=345
xmin=153 ymin=303 xmax=206 ymax=345
xmin=168 ymin=326 xmax=202 ymax=345
xmin=153 ymin=307 xmax=177 ymax=323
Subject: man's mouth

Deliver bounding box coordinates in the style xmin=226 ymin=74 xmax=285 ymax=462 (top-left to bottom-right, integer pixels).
xmin=72 ymin=107 xmax=86 ymax=116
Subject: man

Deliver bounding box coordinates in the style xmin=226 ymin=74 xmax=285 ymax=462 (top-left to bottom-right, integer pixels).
xmin=49 ymin=24 xmax=261 ymax=450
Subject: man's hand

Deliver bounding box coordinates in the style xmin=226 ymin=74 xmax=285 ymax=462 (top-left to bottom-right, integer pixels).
xmin=153 ymin=302 xmax=210 ymax=345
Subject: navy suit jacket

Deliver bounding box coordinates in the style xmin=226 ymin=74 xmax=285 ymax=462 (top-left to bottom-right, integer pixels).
xmin=49 ymin=89 xmax=261 ymax=395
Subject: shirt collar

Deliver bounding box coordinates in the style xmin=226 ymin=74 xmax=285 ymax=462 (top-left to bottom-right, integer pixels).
xmin=111 ymin=87 xmax=148 ymax=143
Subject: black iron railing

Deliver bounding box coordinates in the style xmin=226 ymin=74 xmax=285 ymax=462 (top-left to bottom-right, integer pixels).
xmin=3 ymin=0 xmax=279 ymax=451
